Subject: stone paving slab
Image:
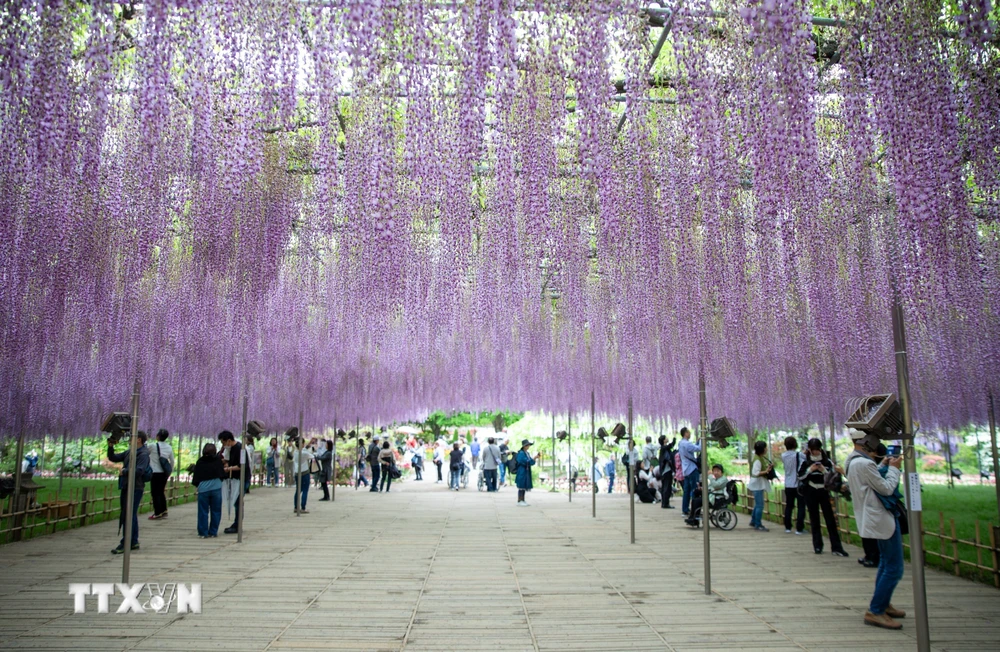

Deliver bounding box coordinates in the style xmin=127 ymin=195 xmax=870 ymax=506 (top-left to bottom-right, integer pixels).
xmin=1 ymin=480 xmax=998 ymax=651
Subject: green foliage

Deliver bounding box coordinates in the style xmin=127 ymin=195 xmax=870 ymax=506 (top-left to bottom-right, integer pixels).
xmin=418 ymin=410 xmax=524 ymax=440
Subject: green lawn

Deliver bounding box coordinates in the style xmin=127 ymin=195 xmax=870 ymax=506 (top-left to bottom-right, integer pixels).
xmin=2 ymin=475 xmax=198 ymax=544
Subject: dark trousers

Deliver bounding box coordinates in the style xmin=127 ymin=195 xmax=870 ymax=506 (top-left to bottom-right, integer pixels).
xmin=414 ymin=463 xmax=423 ymax=480
xmin=806 ymin=488 xmax=844 ymax=552
xmin=380 ymin=464 xmax=392 ymax=491
xmin=356 ymin=465 xmax=368 ymax=487
xmin=862 ymin=537 xmax=881 ymax=564
xmin=230 ymin=493 xmax=241 ymax=529
xmin=784 ymin=487 xmax=806 ymax=532
xmin=150 ymin=472 xmax=169 ymax=515
xmin=682 ymin=469 xmax=700 ymax=514
xmin=321 ymin=480 xmax=329 ymax=499
xmin=660 ymin=472 xmax=674 ymax=507
xmin=370 ymin=463 xmax=381 ymax=491
xmin=118 ymin=486 xmax=143 ymax=546
xmin=436 ymin=461 xmax=443 ymax=482
xmin=607 ymin=474 xmax=615 ymax=493
xmin=484 ymin=468 xmax=498 ymax=491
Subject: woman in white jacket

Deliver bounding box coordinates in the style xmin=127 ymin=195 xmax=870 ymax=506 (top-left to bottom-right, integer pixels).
xmin=845 ymin=429 xmax=905 ymax=631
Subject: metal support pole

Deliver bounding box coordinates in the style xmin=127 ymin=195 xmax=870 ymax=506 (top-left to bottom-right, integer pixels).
xmin=699 ymin=372 xmax=711 ymax=596
xmin=830 ymin=412 xmax=837 ymax=466
xmin=176 ymin=434 xmax=182 ymax=481
xmin=238 ymin=395 xmax=248 ymax=543
xmin=58 ymin=429 xmax=67 ymax=493
xmin=893 ymin=295 xmax=930 ymax=652
xmin=122 ymin=378 xmax=141 ymax=584
xmin=13 ymin=430 xmax=25 ymax=502
xmin=355 ymin=417 xmax=360 ymax=491
xmin=568 ymin=407 xmax=572 ymax=503
xmin=943 ymin=428 xmax=955 ymax=489
xmin=989 ymin=393 xmax=1000 ymax=523
xmin=628 ymin=398 xmax=635 ymax=544
xmin=330 ymin=416 xmax=337 ymax=502
xmin=295 ymin=409 xmax=304 ymax=514
xmin=550 ymin=413 xmax=556 ymax=491
xmin=78 ymin=438 xmax=84 ymax=479
xmin=591 ymin=389 xmax=596 ymax=518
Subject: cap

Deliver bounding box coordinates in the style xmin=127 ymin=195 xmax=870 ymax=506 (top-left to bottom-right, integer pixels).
xmin=373 ymin=434 xmax=381 ymax=441
xmin=848 ymin=428 xmax=867 ymax=440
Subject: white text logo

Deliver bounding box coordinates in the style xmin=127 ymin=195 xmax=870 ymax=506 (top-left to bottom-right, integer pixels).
xmin=69 ymin=583 xmax=201 ymax=614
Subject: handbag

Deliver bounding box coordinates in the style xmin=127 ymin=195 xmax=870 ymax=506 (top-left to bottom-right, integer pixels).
xmin=309 ymin=457 xmax=321 ymax=474
xmin=156 ymin=443 xmax=173 ymax=476
xmin=390 ymin=465 xmax=402 ymax=480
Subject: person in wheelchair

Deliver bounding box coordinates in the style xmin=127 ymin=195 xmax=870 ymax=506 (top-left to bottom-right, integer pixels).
xmin=685 ymin=464 xmax=729 ymax=526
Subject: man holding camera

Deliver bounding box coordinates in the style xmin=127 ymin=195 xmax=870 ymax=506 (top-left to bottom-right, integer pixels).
xmin=107 ymin=431 xmax=151 ymax=554
xmin=845 ymin=429 xmax=905 ymax=630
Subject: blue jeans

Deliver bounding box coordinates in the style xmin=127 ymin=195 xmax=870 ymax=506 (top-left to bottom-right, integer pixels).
xmin=871 ymin=519 xmax=904 ymax=615
xmin=370 ymin=463 xmax=381 ymax=491
xmin=750 ymin=489 xmax=765 ymax=527
xmin=607 ymin=474 xmax=615 ymax=493
xmin=197 ymin=489 xmax=222 ymax=536
xmin=499 ymin=463 xmax=507 ymax=485
xmin=484 ymin=469 xmax=498 ymax=491
xmin=450 ymin=467 xmax=461 ymax=489
xmin=118 ymin=486 xmax=143 ymax=547
xmin=294 ymin=473 xmax=310 ymax=510
xmin=266 ymin=461 xmax=278 ymax=486
xmin=682 ymin=469 xmax=700 ymax=514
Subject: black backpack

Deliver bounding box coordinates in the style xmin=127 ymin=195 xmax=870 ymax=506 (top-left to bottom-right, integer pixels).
xmin=506 ymin=453 xmax=518 ymax=474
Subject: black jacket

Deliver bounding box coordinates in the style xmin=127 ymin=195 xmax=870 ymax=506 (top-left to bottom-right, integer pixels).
xmin=658 ymin=440 xmax=676 ymax=475
xmin=192 ymin=455 xmax=225 ymax=487
xmin=797 ymin=454 xmax=833 ymax=492
xmin=368 ymin=442 xmax=381 ymax=466
xmin=219 ymin=442 xmax=243 ymax=479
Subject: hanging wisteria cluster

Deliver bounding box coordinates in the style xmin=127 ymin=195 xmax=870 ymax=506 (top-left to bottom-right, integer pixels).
xmin=1 ymin=0 xmax=998 ymax=438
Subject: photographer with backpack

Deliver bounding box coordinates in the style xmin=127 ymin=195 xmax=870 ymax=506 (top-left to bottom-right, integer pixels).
xmin=797 ymin=438 xmax=849 ymax=557
xmin=107 ymin=430 xmax=152 ymax=554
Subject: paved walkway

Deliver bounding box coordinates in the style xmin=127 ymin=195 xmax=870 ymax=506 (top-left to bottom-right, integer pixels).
xmin=0 ymin=480 xmax=998 ymax=651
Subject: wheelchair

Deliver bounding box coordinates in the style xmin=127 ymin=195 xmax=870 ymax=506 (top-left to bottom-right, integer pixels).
xmin=686 ymin=479 xmax=740 ymax=531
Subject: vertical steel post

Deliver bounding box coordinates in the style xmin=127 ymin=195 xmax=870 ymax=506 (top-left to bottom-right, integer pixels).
xmin=551 ymin=413 xmax=556 ymax=491
xmin=121 ymin=378 xmax=141 ymax=584
xmin=58 ymin=429 xmax=68 ymax=493
xmin=628 ymin=397 xmax=635 ymax=544
xmin=829 ymin=412 xmax=837 ymax=466
xmin=13 ymin=430 xmax=25 ymax=502
xmin=78 ymin=438 xmax=84 ymax=479
xmin=591 ymin=390 xmax=596 ymax=518
xmin=238 ymin=395 xmax=248 ymax=542
xmin=295 ymin=409 xmax=304 ymax=514
xmin=893 ymin=296 xmax=930 ymax=652
xmin=568 ymin=407 xmax=572 ymax=503
xmin=943 ymin=428 xmax=955 ymax=489
xmin=176 ymin=434 xmax=183 ymax=481
xmin=989 ymin=393 xmax=1000 ymax=523
xmin=330 ymin=414 xmax=337 ymax=503
xmin=355 ymin=417 xmax=360 ymax=491
xmin=699 ymin=372 xmax=711 ymax=595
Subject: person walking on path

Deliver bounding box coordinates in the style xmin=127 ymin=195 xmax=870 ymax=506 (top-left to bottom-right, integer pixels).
xmin=292 ymin=434 xmax=314 ymax=513
xmin=149 ymin=428 xmax=174 ymax=520
xmin=678 ymin=428 xmax=701 ymax=515
xmin=604 ymin=457 xmax=616 ymax=493
xmin=845 ymin=429 xmax=906 ymax=630
xmin=316 ymin=439 xmax=333 ymax=500
xmin=355 ymin=438 xmax=370 ymax=488
xmin=498 ymin=436 xmax=510 ymax=486
xmin=243 ymin=434 xmax=256 ymax=494
xmin=622 ymin=439 xmax=640 ymax=493
xmin=470 ymin=436 xmax=481 ymax=468
xmin=192 ymin=443 xmax=225 ymax=537
xmin=108 ymin=430 xmax=151 ymax=554
xmin=379 ymin=441 xmax=395 ymax=492
xmin=797 ymin=438 xmax=849 ymax=556
xmin=219 ymin=431 xmax=244 ymax=535
xmin=434 ymin=441 xmax=445 ymax=484
xmin=265 ymin=437 xmax=280 ymax=487
xmin=411 ymin=440 xmax=424 ymax=481
xmin=448 ymin=442 xmax=463 ymax=490
xmin=748 ymin=440 xmax=773 ymax=531
xmin=642 ymin=436 xmax=657 ymax=468
xmin=282 ymin=437 xmax=295 ymax=486
xmin=657 ymin=435 xmax=676 ymax=508
xmin=482 ymin=436 xmax=501 ymax=492
xmin=515 ymin=439 xmax=538 ymax=506
xmin=368 ymin=435 xmax=382 ymax=492
xmin=781 ymin=436 xmax=806 ymax=534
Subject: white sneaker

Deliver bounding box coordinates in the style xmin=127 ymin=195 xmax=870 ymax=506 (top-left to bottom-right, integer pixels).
xmin=517 ymin=501 xmax=526 ymax=506
xmin=795 ymin=530 xmax=806 ymax=536
xmin=785 ymin=529 xmax=792 ymax=533
xmin=522 ymin=502 xmax=531 ymax=506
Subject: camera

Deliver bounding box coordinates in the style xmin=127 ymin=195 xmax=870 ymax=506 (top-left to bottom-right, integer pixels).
xmin=101 ymin=412 xmax=133 ymax=444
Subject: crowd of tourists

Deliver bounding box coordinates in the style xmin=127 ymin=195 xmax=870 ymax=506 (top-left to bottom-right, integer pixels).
xmin=104 ymin=421 xmax=908 ymax=632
